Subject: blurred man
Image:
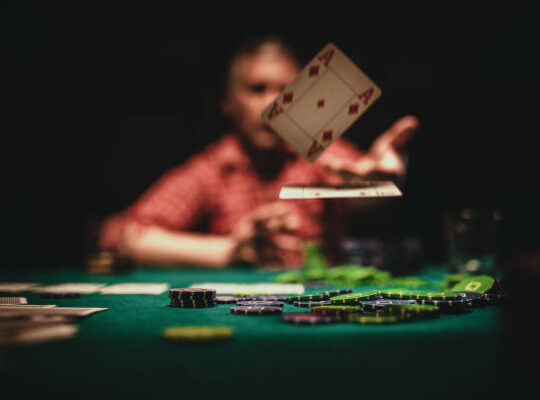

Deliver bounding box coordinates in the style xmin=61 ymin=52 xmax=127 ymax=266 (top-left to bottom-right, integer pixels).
xmin=98 ymin=37 xmax=419 ymax=268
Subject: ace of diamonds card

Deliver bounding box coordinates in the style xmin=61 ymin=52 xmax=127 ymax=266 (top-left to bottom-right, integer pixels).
xmin=262 ymin=43 xmax=381 ymax=162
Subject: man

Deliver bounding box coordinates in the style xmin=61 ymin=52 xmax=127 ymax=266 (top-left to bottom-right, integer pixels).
xmin=99 ymin=37 xmax=419 ymax=268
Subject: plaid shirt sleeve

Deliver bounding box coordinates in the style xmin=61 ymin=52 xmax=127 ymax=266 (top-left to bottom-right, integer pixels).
xmin=99 ymin=152 xmax=213 ymax=250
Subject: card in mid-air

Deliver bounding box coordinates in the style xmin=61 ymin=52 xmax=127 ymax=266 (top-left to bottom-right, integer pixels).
xmin=279 ymin=181 xmax=402 ymax=199
xmin=262 ymin=42 xmax=381 ymax=162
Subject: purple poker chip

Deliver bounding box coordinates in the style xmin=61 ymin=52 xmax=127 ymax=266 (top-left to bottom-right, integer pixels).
xmin=236 ymin=301 xmax=284 ymax=307
xmin=230 ymin=306 xmax=282 ymax=315
xmin=241 ymin=296 xmax=290 ymax=302
xmin=281 ymin=312 xmax=343 ymax=325
xmin=216 ymin=296 xmax=244 ymax=304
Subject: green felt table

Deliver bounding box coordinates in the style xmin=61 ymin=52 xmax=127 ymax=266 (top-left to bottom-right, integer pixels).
xmin=0 ymin=266 xmax=505 ymax=399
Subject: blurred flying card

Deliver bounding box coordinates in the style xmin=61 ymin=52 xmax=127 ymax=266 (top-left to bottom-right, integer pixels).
xmin=262 ymin=42 xmax=381 ymax=162
xmin=32 ymin=283 xmax=106 ymax=294
xmin=279 ymin=181 xmax=402 ymax=199
xmin=99 ymin=283 xmax=169 ymax=295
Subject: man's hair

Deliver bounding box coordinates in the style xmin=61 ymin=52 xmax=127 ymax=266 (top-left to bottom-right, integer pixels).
xmin=222 ymin=36 xmax=299 ymax=96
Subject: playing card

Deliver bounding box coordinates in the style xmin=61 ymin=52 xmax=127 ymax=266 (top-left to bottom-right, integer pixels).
xmin=0 ymin=297 xmax=28 ymax=305
xmin=0 ymin=307 xmax=108 ymax=318
xmin=279 ymin=181 xmax=402 ymax=199
xmin=0 ymin=283 xmax=39 ymax=292
xmin=32 ymin=283 xmax=106 ymax=294
xmin=189 ymin=283 xmax=304 ymax=295
xmin=99 ymin=283 xmax=169 ymax=295
xmin=262 ymin=42 xmax=381 ymax=161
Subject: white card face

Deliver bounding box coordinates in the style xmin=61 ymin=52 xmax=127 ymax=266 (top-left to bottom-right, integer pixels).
xmin=0 ymin=307 xmax=108 ymax=318
xmin=279 ymin=181 xmax=402 ymax=199
xmin=99 ymin=283 xmax=169 ymax=295
xmin=262 ymin=42 xmax=381 ymax=162
xmin=188 ymin=283 xmax=305 ymax=295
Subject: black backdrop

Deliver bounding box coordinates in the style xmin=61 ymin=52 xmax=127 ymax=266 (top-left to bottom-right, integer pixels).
xmin=3 ymin=2 xmax=540 ymax=269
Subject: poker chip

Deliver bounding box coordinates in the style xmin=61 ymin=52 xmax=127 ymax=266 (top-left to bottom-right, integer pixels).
xmin=415 ymin=298 xmax=468 ymax=310
xmin=380 ymin=304 xmax=440 ymax=319
xmin=230 ymin=306 xmax=282 ymax=315
xmin=348 ymin=314 xmax=406 ymax=324
xmin=162 ymin=326 xmax=233 ymax=342
xmin=169 ymin=288 xmax=216 ymax=299
xmin=293 ymin=300 xmax=333 ymax=308
xmin=450 ymin=275 xmax=494 ymax=294
xmin=170 ymin=298 xmax=217 ymax=308
xmin=236 ymin=301 xmax=284 ymax=307
xmin=282 ymin=312 xmax=343 ymax=325
xmin=409 ymin=291 xmax=463 ymax=301
xmin=286 ymin=289 xmax=354 ymax=303
xmin=311 ymin=305 xmax=364 ymax=316
xmin=330 ymin=291 xmax=379 ymax=304
xmin=358 ymin=299 xmax=417 ymax=312
xmin=216 ymin=296 xmax=243 ymax=304
xmin=448 ymin=291 xmax=485 ymax=307
xmin=241 ymin=296 xmax=290 ymax=302
xmin=39 ymin=292 xmax=81 ymax=299
xmin=379 ymin=289 xmax=416 ymax=299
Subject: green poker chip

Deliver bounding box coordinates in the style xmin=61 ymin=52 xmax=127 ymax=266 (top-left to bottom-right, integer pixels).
xmin=286 ymin=293 xmax=329 ymax=302
xmin=450 ymin=275 xmax=494 ymax=293
xmin=311 ymin=305 xmax=364 ymax=316
xmin=330 ymin=291 xmax=379 ymax=304
xmin=348 ymin=314 xmax=406 ymax=324
xmin=379 ymin=289 xmax=415 ymax=299
xmin=409 ymin=291 xmax=463 ymax=300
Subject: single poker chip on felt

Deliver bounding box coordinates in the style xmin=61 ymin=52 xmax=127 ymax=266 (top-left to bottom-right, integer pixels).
xmin=236 ymin=301 xmax=284 ymax=307
xmin=282 ymin=312 xmax=343 ymax=325
xmin=348 ymin=314 xmax=406 ymax=324
xmin=450 ymin=275 xmax=494 ymax=294
xmin=358 ymin=299 xmax=417 ymax=312
xmin=293 ymin=300 xmax=333 ymax=308
xmin=162 ymin=326 xmax=233 ymax=342
xmin=311 ymin=305 xmax=364 ymax=316
xmin=330 ymin=291 xmax=379 ymax=304
xmin=230 ymin=306 xmax=282 ymax=315
xmin=216 ymin=296 xmax=243 ymax=304
xmin=39 ymin=292 xmax=81 ymax=299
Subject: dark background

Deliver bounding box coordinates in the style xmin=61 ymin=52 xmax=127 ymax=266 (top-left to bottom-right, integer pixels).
xmin=2 ymin=2 xmax=540 ymax=269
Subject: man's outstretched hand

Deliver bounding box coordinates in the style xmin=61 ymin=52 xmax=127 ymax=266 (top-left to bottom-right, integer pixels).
xmin=319 ymin=115 xmax=420 ymax=181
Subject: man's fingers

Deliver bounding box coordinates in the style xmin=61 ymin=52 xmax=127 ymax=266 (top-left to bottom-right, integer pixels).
xmin=377 ymin=115 xmax=419 ymax=149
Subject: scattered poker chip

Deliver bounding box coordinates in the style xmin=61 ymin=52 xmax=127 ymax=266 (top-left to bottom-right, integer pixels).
xmin=408 ymin=291 xmax=463 ymax=301
xmin=241 ymin=296 xmax=290 ymax=302
xmin=379 ymin=289 xmax=416 ymax=299
xmin=323 ymin=289 xmax=354 ymax=296
xmin=282 ymin=312 xmax=343 ymax=325
xmin=293 ymin=300 xmax=333 ymax=308
xmin=415 ymin=298 xmax=468 ymax=309
xmin=482 ymin=292 xmax=509 ymax=305
xmin=236 ymin=301 xmax=284 ymax=307
xmin=448 ymin=291 xmax=485 ymax=306
xmin=330 ymin=291 xmax=379 ymax=304
xmin=311 ymin=305 xmax=364 ymax=316
xmin=348 ymin=314 xmax=406 ymax=324
xmin=230 ymin=306 xmax=282 ymax=315
xmin=39 ymin=292 xmax=81 ymax=299
xmin=358 ymin=299 xmax=417 ymax=312
xmin=450 ymin=275 xmax=494 ymax=294
xmin=383 ymin=304 xmax=440 ymax=318
xmin=216 ymin=296 xmax=243 ymax=304
xmin=286 ymin=293 xmax=330 ymax=302
xmin=162 ymin=326 xmax=233 ymax=342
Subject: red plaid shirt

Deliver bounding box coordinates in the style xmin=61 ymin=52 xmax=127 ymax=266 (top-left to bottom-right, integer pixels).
xmin=99 ymin=133 xmax=363 ymax=258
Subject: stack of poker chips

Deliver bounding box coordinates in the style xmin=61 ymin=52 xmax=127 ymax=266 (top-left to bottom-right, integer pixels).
xmin=169 ymin=288 xmax=217 ymax=308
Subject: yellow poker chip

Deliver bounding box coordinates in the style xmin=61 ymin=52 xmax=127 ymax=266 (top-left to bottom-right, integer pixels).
xmin=162 ymin=326 xmax=234 ymax=342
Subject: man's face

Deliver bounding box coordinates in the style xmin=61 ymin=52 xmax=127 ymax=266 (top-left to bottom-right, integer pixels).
xmin=222 ymin=51 xmax=299 ymax=150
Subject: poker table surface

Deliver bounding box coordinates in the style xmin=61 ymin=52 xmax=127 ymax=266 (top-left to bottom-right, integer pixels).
xmin=0 ymin=265 xmax=505 ymax=399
